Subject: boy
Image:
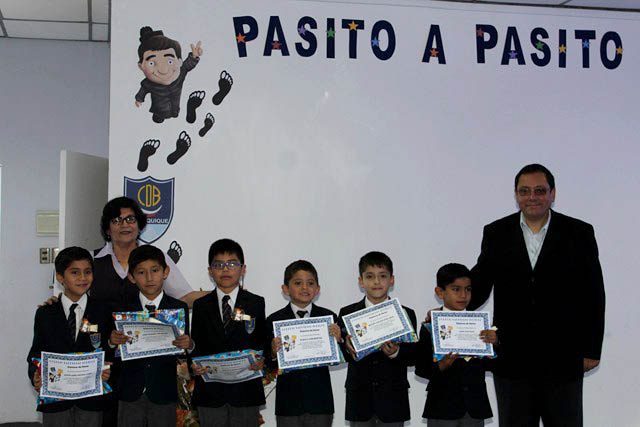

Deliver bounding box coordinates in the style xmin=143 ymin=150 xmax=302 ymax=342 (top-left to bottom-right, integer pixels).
xmin=415 ymin=263 xmax=497 ymax=426
xmin=109 ymin=244 xmax=192 ymax=427
xmin=27 ymin=246 xmax=112 ymax=426
xmin=190 ymin=238 xmax=266 ymax=426
xmin=266 ymin=260 xmax=342 ymax=427
xmin=338 ymin=251 xmax=418 ymax=427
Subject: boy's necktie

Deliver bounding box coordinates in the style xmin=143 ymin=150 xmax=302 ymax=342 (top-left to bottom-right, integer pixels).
xmin=296 ymin=310 xmax=308 ymax=319
xmin=145 ymin=304 xmax=156 ymax=313
xmin=68 ymin=303 xmax=78 ymax=343
xmin=222 ymin=295 xmax=232 ymax=330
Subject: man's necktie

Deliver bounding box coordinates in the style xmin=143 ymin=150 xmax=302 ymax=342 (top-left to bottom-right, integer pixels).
xmin=296 ymin=310 xmax=308 ymax=319
xmin=222 ymin=295 xmax=232 ymax=330
xmin=68 ymin=303 xmax=78 ymax=343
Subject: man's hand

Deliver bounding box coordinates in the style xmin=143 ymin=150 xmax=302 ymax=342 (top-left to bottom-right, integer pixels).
xmin=381 ymin=341 xmax=399 ymax=358
xmin=172 ymin=334 xmax=193 ymax=350
xmin=438 ymin=352 xmax=458 ymax=371
xmin=191 ymin=41 xmax=203 ymax=58
xmin=39 ymin=293 xmax=60 ymax=307
xmin=584 ymin=358 xmax=600 ymax=372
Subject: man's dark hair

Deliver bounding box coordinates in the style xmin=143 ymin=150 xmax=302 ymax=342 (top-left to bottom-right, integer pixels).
xmin=208 ymin=239 xmax=244 ymax=265
xmin=100 ymin=197 xmax=147 ymax=242
xmin=514 ymin=163 xmax=555 ymax=191
xmin=284 ymin=260 xmax=319 ymax=285
xmin=55 ymin=246 xmax=93 ymax=275
xmin=128 ymin=245 xmax=167 ymax=273
xmin=436 ymin=263 xmax=471 ymax=289
xmin=138 ymin=26 xmax=182 ymax=63
xmin=359 ymin=251 xmax=393 ymax=275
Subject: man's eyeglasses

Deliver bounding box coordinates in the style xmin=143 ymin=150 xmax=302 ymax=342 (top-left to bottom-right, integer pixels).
xmin=210 ymin=261 xmax=243 ymax=270
xmin=517 ymin=187 xmax=550 ymax=197
xmin=110 ymin=215 xmax=137 ymax=225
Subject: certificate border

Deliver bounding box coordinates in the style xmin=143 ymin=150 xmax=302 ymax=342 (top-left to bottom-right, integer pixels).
xmin=40 ymin=351 xmax=104 ymax=400
xmin=115 ymin=320 xmax=183 ymax=360
xmin=431 ymin=311 xmax=494 ymax=357
xmin=273 ymin=315 xmax=341 ymax=370
xmin=192 ymin=352 xmax=263 ymax=384
xmin=343 ymin=298 xmax=413 ymax=353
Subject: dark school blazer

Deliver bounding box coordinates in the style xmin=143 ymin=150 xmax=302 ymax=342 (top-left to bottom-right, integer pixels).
xmin=337 ymin=298 xmax=418 ymax=423
xmin=190 ymin=288 xmax=266 ymax=408
xmin=27 ymin=297 xmax=113 ymax=413
xmin=265 ymin=303 xmax=337 ymax=416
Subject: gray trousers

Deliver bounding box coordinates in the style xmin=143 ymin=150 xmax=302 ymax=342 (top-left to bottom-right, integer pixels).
xmin=427 ymin=413 xmax=485 ymax=427
xmin=197 ymin=404 xmax=261 ymax=427
xmin=277 ymin=413 xmax=333 ymax=427
xmin=117 ymin=395 xmax=176 ymax=427
xmin=43 ymin=406 xmax=102 ymax=427
xmin=350 ymin=417 xmax=403 ymax=427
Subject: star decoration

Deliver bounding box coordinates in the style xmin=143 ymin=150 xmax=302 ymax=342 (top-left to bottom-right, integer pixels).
xmin=348 ymin=21 xmax=359 ymax=31
xmin=535 ymin=41 xmax=544 ymax=50
xmin=298 ymin=26 xmax=306 ymax=36
xmin=559 ymin=44 xmax=567 ymax=53
xmin=430 ymin=48 xmax=439 ymax=57
xmin=371 ymin=38 xmax=380 ymax=47
xmin=327 ymin=28 xmax=335 ymax=38
xmin=476 ymin=28 xmax=484 ymax=37
xmin=236 ymin=33 xmax=246 ymax=43
xmin=582 ymin=39 xmax=590 ymax=48
xmin=272 ymin=41 xmax=281 ymax=50
xmin=616 ymin=46 xmax=623 ymax=55
xmin=508 ymin=50 xmax=517 ymax=59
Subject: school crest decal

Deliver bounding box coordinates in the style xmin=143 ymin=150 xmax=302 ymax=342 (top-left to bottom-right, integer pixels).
xmin=124 ymin=176 xmax=175 ymax=244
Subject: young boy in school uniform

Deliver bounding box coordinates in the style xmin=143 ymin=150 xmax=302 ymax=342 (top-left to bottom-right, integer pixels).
xmin=338 ymin=251 xmax=418 ymax=427
xmin=108 ymin=244 xmax=192 ymax=427
xmin=27 ymin=246 xmax=112 ymax=427
xmin=266 ymin=260 xmax=342 ymax=427
xmin=415 ymin=263 xmax=497 ymax=427
xmin=190 ymin=238 xmax=266 ymax=427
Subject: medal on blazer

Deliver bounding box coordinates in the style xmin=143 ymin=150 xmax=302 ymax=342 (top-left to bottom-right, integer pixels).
xmin=80 ymin=318 xmax=98 ymax=333
xmin=233 ymin=307 xmax=255 ymax=334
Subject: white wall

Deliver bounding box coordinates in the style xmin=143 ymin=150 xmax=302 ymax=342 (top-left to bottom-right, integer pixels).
xmin=0 ymin=38 xmax=109 ymax=422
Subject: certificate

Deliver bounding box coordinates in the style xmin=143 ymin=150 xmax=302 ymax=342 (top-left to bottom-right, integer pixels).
xmin=40 ymin=351 xmax=104 ymax=400
xmin=192 ymin=350 xmax=263 ymax=384
xmin=115 ymin=320 xmax=182 ymax=361
xmin=342 ymin=298 xmax=416 ymax=360
xmin=431 ymin=311 xmax=494 ymax=357
xmin=273 ymin=315 xmax=341 ymax=371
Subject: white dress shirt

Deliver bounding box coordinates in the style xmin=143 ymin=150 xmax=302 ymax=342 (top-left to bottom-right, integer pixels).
xmin=520 ymin=211 xmax=551 ymax=268
xmin=61 ymin=293 xmax=88 ymax=340
xmin=216 ymin=286 xmax=240 ymax=319
xmin=290 ymin=302 xmax=312 ymax=318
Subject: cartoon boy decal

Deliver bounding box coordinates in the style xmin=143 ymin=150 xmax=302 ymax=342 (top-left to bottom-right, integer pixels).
xmin=135 ymin=26 xmax=203 ymax=123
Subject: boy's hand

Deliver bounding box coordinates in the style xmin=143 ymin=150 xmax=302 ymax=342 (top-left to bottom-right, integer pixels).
xmin=438 ymin=352 xmax=458 ymax=371
xmin=381 ymin=341 xmax=399 ymax=358
xmin=33 ymin=369 xmax=42 ymax=392
xmin=172 ymin=334 xmax=193 ymax=350
xmin=249 ymin=356 xmax=264 ymax=371
xmin=101 ymin=362 xmax=112 ymax=381
xmin=424 ymin=307 xmax=441 ymax=324
xmin=344 ymin=335 xmax=357 ymax=359
xmin=109 ymin=330 xmax=130 ymax=346
xmin=584 ymin=358 xmax=600 ymax=372
xmin=329 ymin=324 xmax=342 ymax=342
xmin=479 ymin=329 xmax=498 ymax=345
xmin=191 ymin=363 xmax=208 ymax=376
xmin=191 ymin=41 xmax=203 ymax=58
xmin=271 ymin=337 xmax=282 ymax=356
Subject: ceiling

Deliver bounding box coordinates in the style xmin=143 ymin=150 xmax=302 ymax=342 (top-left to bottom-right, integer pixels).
xmin=0 ymin=0 xmax=638 ymax=43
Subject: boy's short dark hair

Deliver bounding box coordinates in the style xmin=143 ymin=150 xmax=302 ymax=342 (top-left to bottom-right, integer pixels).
xmin=128 ymin=245 xmax=167 ymax=273
xmin=514 ymin=163 xmax=555 ymax=190
xmin=208 ymin=239 xmax=244 ymax=265
xmin=100 ymin=197 xmax=147 ymax=242
xmin=55 ymin=246 xmax=93 ymax=275
xmin=436 ymin=263 xmax=471 ymax=289
xmin=359 ymin=251 xmax=393 ymax=275
xmin=283 ymin=260 xmax=319 ymax=285
xmin=138 ymin=26 xmax=182 ymax=63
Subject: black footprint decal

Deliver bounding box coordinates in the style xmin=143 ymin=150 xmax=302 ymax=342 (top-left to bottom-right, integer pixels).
xmin=186 ymin=91 xmax=205 ymax=124
xmin=199 ymin=113 xmax=215 ymax=137
xmin=212 ymin=70 xmax=233 ymax=105
xmin=137 ymin=139 xmax=160 ymax=172
xmin=167 ymin=131 xmax=191 ymax=165
xmin=167 ymin=241 xmax=183 ymax=263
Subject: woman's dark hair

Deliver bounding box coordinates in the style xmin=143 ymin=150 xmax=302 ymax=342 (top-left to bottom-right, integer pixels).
xmin=100 ymin=197 xmax=147 ymax=241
